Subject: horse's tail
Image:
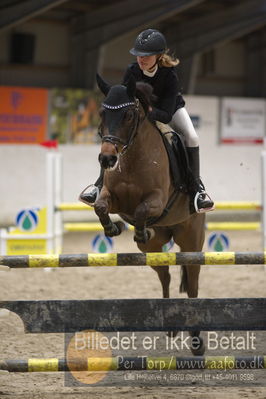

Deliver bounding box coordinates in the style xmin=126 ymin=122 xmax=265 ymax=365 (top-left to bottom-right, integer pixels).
xmin=179 ymin=265 xmax=188 ymax=293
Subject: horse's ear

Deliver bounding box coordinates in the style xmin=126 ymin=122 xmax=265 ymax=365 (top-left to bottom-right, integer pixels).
xmin=96 ymin=73 xmax=111 ymax=96
xmin=125 ymin=74 xmax=136 ymax=99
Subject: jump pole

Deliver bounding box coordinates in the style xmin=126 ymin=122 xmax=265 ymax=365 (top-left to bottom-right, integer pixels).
xmin=63 ymin=221 xmax=261 ymax=232
xmin=1 ymin=356 xmax=265 ymax=372
xmin=1 ymin=251 xmax=266 ymax=268
xmin=59 ymin=201 xmax=261 ymax=212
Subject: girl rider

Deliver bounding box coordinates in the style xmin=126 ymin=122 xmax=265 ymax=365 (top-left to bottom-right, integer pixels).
xmin=80 ymin=29 xmax=214 ymax=213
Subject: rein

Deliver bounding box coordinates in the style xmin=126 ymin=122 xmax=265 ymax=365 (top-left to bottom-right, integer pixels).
xmin=99 ymin=99 xmax=141 ymax=154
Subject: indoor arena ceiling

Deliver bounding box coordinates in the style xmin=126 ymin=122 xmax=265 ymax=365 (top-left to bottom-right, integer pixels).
xmin=0 ymin=0 xmax=265 ymax=45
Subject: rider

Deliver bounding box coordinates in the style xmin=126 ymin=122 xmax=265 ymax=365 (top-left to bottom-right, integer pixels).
xmin=80 ymin=28 xmax=214 ymax=213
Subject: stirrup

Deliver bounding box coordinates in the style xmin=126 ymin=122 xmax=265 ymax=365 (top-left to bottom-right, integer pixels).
xmin=194 ymin=191 xmax=215 ymax=213
xmin=79 ymin=184 xmax=100 ymax=206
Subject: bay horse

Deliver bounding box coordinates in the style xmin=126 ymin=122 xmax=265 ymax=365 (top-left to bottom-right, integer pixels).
xmin=94 ymin=73 xmax=206 ymax=355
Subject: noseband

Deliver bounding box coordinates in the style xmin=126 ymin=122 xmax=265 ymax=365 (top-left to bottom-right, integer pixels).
xmin=98 ymin=99 xmax=140 ymax=154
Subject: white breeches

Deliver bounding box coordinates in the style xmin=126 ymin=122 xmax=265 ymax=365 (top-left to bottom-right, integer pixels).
xmin=169 ymin=107 xmax=199 ymax=147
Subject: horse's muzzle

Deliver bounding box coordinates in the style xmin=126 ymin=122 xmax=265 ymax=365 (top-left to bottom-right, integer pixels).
xmin=99 ymin=153 xmax=118 ymax=169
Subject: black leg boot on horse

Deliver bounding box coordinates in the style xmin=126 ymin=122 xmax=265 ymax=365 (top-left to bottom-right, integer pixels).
xmin=186 ymin=147 xmax=214 ymax=213
xmin=79 ymin=168 xmax=104 ymax=206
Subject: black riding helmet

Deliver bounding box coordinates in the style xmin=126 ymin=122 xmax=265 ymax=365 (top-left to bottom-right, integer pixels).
xmin=130 ymin=29 xmax=167 ymax=57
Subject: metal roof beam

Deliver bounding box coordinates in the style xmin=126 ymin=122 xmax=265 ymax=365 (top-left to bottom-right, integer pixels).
xmin=71 ymin=0 xmax=205 ymax=50
xmin=167 ymin=0 xmax=266 ymax=58
xmin=0 ymin=0 xmax=69 ymax=33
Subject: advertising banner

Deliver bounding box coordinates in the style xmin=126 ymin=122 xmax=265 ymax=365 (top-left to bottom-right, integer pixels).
xmin=49 ymin=88 xmax=102 ymax=144
xmin=220 ymin=97 xmax=265 ymax=144
xmin=0 ymin=86 xmax=48 ymax=144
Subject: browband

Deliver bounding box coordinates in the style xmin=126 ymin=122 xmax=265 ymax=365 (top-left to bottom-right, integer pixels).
xmin=102 ymin=101 xmax=135 ymax=110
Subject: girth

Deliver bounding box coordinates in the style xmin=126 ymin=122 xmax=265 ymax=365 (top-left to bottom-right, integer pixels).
xmin=119 ymin=189 xmax=179 ymax=228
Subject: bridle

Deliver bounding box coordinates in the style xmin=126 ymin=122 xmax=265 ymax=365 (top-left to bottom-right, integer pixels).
xmin=98 ymin=98 xmax=140 ymax=155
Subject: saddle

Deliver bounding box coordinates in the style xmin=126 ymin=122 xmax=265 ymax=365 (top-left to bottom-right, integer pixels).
xmin=155 ymin=122 xmax=191 ymax=193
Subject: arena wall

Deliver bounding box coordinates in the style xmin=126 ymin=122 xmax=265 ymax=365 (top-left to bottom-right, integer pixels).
xmin=0 ymin=96 xmax=264 ymax=226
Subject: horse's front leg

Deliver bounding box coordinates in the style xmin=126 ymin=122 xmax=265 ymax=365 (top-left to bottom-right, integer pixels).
xmin=133 ymin=190 xmax=164 ymax=243
xmin=94 ymin=187 xmax=125 ymax=237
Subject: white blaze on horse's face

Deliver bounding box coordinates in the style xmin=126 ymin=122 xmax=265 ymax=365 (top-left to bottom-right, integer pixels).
xmin=108 ymin=154 xmax=121 ymax=172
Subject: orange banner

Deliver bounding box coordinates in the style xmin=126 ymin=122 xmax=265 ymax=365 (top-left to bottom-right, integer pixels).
xmin=0 ymin=86 xmax=48 ymax=143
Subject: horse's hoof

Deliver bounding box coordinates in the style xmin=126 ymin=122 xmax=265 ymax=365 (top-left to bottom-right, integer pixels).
xmin=133 ymin=229 xmax=151 ymax=243
xmin=104 ymin=221 xmax=125 ymax=237
xmin=190 ymin=336 xmax=205 ymax=356
xmin=114 ymin=221 xmax=126 ymax=234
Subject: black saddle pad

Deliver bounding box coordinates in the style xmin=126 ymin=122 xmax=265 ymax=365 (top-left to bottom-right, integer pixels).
xmin=161 ymin=131 xmax=191 ymax=192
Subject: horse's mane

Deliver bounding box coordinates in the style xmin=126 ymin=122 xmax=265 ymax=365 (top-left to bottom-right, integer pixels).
xmin=135 ymin=82 xmax=157 ymax=114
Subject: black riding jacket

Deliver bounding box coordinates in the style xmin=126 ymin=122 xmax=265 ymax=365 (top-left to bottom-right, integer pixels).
xmin=123 ymin=62 xmax=185 ymax=124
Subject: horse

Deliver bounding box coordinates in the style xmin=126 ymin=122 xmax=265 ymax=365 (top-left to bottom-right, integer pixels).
xmin=93 ymin=73 xmax=206 ymax=355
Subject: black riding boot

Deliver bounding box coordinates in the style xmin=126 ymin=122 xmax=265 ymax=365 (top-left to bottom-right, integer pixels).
xmin=186 ymin=147 xmax=214 ymax=213
xmin=79 ymin=168 xmax=104 ymax=206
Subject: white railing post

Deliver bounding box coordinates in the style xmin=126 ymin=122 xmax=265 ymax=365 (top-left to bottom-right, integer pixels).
xmin=46 ymin=153 xmax=56 ymax=254
xmin=261 ymin=151 xmax=266 ymax=251
xmin=54 ymin=153 xmax=63 ymax=253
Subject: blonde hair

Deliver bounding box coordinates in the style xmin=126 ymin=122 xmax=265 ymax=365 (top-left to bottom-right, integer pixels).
xmin=158 ymin=51 xmax=179 ymax=67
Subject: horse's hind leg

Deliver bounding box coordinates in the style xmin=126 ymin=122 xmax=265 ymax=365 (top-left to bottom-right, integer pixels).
xmin=137 ymin=228 xmax=172 ymax=299
xmin=173 ymin=213 xmax=206 ymax=355
xmin=180 ymin=262 xmax=205 ymax=355
xmin=173 ymin=214 xmax=205 ymax=298
xmin=138 ymin=228 xmax=179 ymax=338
